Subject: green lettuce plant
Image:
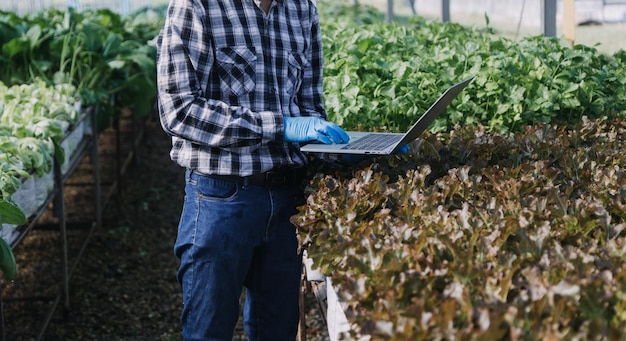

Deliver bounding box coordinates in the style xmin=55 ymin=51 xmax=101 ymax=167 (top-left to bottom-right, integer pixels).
xmin=319 ymin=4 xmax=626 ymax=134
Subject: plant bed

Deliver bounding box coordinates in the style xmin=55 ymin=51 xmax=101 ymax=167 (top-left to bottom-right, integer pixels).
xmin=295 ymin=117 xmax=626 ymax=340
xmin=0 ymin=109 xmax=145 ymax=340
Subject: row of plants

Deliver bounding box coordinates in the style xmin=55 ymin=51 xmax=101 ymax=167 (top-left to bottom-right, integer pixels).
xmin=296 ymin=117 xmax=626 ymax=340
xmin=0 ymin=80 xmax=79 ymax=179
xmin=0 ymin=6 xmax=164 ymax=127
xmin=295 ymin=2 xmax=626 ymax=339
xmin=0 ymin=80 xmax=82 ymax=280
xmin=0 ymin=6 xmax=165 ymax=280
xmin=319 ymin=3 xmax=626 ymax=134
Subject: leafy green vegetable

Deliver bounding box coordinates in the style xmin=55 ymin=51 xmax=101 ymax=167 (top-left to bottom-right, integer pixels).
xmin=0 ymin=7 xmax=163 ymax=126
xmin=0 ymin=199 xmax=25 ymax=226
xmin=0 ymin=236 xmax=17 ymax=281
xmin=319 ymin=4 xmax=626 ymax=134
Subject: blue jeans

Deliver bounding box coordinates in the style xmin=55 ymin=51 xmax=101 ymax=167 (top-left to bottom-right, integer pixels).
xmin=174 ymin=169 xmax=303 ymax=341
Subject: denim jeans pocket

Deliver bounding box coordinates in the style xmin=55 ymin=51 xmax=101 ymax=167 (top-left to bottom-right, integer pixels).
xmin=196 ymin=177 xmax=239 ymax=201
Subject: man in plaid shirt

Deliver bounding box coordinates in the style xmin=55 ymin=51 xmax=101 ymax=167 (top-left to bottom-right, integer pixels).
xmin=157 ymin=0 xmax=348 ymax=340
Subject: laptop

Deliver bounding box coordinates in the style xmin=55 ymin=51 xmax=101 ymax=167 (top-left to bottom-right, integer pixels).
xmin=301 ymin=76 xmax=474 ymax=155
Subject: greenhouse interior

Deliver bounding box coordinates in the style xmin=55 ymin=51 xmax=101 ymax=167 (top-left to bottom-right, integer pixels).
xmin=1 ymin=0 xmax=625 ymax=340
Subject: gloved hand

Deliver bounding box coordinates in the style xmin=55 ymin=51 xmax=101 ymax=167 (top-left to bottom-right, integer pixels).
xmin=283 ymin=116 xmax=350 ymax=144
xmin=341 ymin=144 xmax=411 ymax=165
xmin=395 ymin=144 xmax=411 ymax=154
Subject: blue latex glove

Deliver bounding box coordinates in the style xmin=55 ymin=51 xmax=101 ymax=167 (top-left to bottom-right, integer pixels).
xmin=342 ymin=144 xmax=411 ymax=165
xmin=396 ymin=144 xmax=411 ymax=154
xmin=284 ymin=117 xmax=350 ymax=144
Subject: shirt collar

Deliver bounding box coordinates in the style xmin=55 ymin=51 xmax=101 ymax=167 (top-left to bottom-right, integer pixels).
xmin=253 ymin=0 xmax=284 ymax=7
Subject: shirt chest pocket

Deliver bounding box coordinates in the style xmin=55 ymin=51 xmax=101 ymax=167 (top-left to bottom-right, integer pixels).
xmin=215 ymin=46 xmax=257 ymax=97
xmin=286 ymin=51 xmax=308 ymax=95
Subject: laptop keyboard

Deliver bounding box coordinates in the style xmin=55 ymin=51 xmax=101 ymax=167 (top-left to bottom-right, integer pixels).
xmin=342 ymin=133 xmax=403 ymax=151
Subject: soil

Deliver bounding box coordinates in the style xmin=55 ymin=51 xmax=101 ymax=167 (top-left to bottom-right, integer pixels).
xmin=0 ymin=111 xmax=329 ymax=341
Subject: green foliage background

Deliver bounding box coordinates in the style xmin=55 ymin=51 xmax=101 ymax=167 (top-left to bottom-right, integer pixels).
xmin=0 ymin=7 xmax=165 ymax=126
xmin=0 ymin=6 xmax=165 ymax=280
xmin=319 ymin=4 xmax=626 ymax=134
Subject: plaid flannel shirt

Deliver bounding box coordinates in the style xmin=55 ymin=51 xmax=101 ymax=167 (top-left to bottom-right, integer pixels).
xmin=157 ymin=0 xmax=326 ymax=176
